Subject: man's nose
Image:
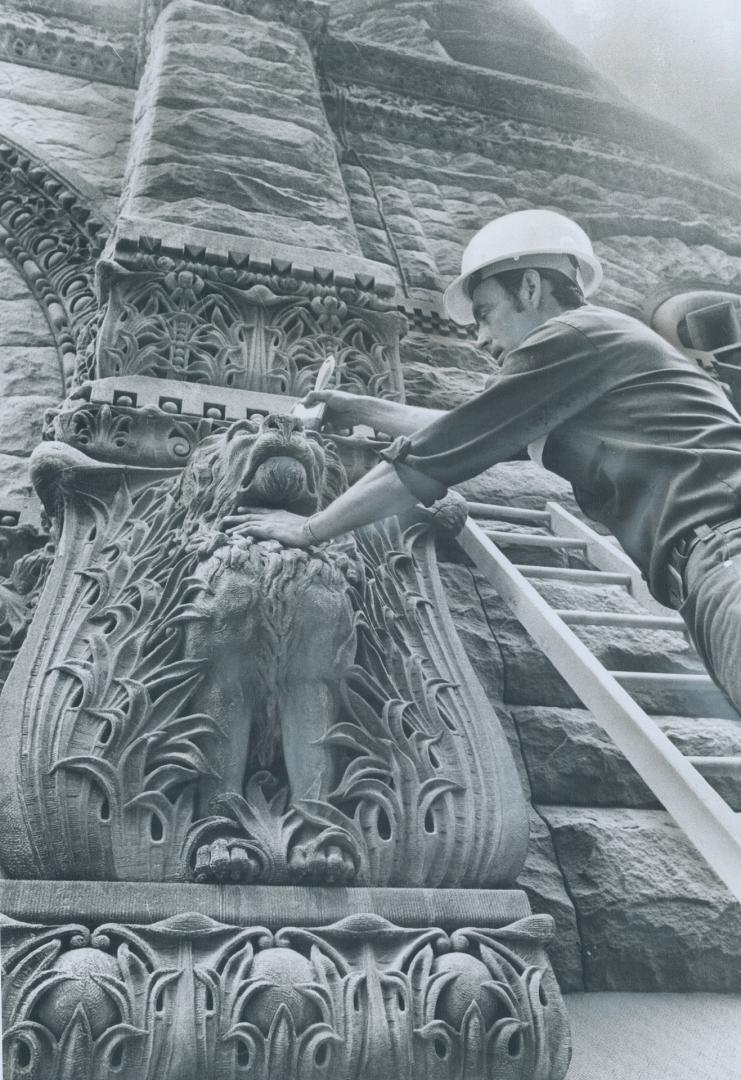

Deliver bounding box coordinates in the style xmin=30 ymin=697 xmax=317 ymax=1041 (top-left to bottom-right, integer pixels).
xmin=262 ymin=414 xmax=304 ymax=439
xmin=475 ymin=324 xmax=493 ymax=350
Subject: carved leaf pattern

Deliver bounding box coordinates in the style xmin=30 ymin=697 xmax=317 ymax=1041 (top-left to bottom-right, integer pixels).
xmin=318 ymin=516 xmax=527 ymax=887
xmin=98 ymin=271 xmax=400 ymax=399
xmin=30 ymin=467 xmax=221 ymax=881
xmin=2 ymin=914 xmax=569 ymax=1080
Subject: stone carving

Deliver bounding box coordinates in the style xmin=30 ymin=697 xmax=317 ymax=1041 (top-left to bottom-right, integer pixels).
xmin=1 ymin=910 xmax=570 ymax=1080
xmin=0 ymin=521 xmax=53 ymax=693
xmin=45 ymin=391 xmax=216 ymax=469
xmin=0 ymin=10 xmax=136 ymax=87
xmin=94 ymin=256 xmax=405 ymax=400
xmin=0 ymin=138 xmax=108 ymax=388
xmin=0 ymin=422 xmax=527 ymax=886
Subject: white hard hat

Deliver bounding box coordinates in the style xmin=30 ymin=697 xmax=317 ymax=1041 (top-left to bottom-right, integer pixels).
xmin=444 ymin=209 xmax=603 ymax=325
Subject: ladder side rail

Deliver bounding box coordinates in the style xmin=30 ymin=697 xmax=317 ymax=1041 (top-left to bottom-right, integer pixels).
xmin=546 ymin=501 xmax=668 ymax=615
xmin=459 ymin=518 xmax=741 ymax=903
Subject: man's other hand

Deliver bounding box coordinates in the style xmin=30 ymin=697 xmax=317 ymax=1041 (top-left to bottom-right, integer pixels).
xmin=222 ymin=508 xmax=314 ymax=548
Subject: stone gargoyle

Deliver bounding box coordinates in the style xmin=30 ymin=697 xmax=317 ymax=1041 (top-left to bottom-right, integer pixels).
xmin=0 ymin=412 xmax=528 ymax=888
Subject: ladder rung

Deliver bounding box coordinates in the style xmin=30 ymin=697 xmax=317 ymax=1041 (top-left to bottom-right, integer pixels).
xmin=484 ymin=530 xmax=587 ymax=551
xmin=458 ymin=518 xmax=741 ymax=900
xmin=688 ymin=756 xmax=741 ymax=773
xmin=611 ymin=671 xmax=719 ymax=692
xmin=556 ymin=609 xmax=685 ymax=630
xmin=517 ymin=565 xmax=632 ymax=586
xmin=467 ymin=501 xmax=551 ymax=525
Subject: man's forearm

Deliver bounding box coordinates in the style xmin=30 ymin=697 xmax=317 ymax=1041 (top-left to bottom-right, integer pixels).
xmin=307 ymin=462 xmax=418 ymax=542
xmin=353 ymin=397 xmax=445 ymax=437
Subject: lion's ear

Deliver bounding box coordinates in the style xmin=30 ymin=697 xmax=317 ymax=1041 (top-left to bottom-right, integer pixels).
xmin=178 ymin=435 xmax=223 ymax=508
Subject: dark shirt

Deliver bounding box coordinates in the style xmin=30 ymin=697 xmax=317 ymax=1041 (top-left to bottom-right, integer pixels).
xmin=380 ymin=304 xmax=741 ymax=606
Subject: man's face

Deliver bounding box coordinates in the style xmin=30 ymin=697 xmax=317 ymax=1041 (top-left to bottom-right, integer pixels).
xmin=471 ymin=275 xmax=532 ymax=354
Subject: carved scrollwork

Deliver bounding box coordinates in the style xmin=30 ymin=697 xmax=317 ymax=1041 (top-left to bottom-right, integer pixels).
xmin=0 ymin=138 xmax=109 ymax=387
xmin=2 ymin=911 xmax=570 ymax=1080
xmin=94 ymin=257 xmax=405 ymax=400
xmin=45 ymin=393 xmax=218 ymax=469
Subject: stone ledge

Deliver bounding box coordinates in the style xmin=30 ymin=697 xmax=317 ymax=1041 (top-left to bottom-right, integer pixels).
xmin=0 ymin=881 xmax=531 ymax=929
xmin=112 ymin=216 xmax=398 ymax=297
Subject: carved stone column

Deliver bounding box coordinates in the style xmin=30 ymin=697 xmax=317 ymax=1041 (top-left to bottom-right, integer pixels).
xmin=0 ymin=3 xmax=571 ymax=1076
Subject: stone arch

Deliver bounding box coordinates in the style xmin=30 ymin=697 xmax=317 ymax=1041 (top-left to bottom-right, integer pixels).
xmin=0 ymin=131 xmax=111 ymax=392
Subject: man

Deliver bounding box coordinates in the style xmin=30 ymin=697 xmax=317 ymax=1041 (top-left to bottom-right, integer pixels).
xmin=226 ymin=209 xmax=741 ymax=714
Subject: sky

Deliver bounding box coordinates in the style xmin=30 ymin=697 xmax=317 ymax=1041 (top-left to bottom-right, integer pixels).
xmin=528 ymin=0 xmax=741 ymax=170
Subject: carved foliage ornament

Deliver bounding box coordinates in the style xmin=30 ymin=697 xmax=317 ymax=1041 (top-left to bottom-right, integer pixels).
xmin=93 ymin=258 xmax=404 ymax=401
xmin=2 ymin=911 xmax=570 ymax=1080
xmin=0 ymin=424 xmax=527 ymax=887
xmin=0 ymin=139 xmax=108 ymax=386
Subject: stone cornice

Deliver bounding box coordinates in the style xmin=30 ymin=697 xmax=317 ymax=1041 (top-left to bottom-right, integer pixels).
xmin=0 ymin=10 xmax=136 ymax=87
xmin=320 ymin=34 xmax=739 ymax=190
xmin=326 ymin=81 xmax=741 ymax=220
xmin=111 ymin=217 xmax=398 ymax=300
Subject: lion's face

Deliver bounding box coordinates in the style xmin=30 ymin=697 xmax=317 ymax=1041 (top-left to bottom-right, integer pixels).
xmin=177 ymin=415 xmax=348 ymax=527
xmin=228 ymin=415 xmax=327 ymax=516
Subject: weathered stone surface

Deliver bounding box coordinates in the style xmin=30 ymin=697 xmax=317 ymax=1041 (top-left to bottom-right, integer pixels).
xmin=0 ymin=300 xmax=54 ymax=349
xmin=123 ymin=1 xmax=359 ymax=252
xmin=0 ymin=454 xmax=33 ymax=505
xmin=0 ymin=59 xmax=133 ymax=213
xmin=0 ymin=348 xmax=63 ymax=399
xmin=0 ymin=396 xmax=57 ymax=456
xmin=330 ymin=1 xmax=448 ymax=56
xmin=476 ymin=575 xmax=704 ymax=709
xmin=453 ymin=458 xmax=580 ymax=514
xmin=403 ymin=360 xmax=488 ymax=409
xmin=542 ymin=805 xmax=741 ymax=991
xmin=516 ymin=809 xmax=584 ymax=992
xmin=400 ymin=330 xmax=496 ymax=374
xmin=514 ymin=707 xmax=741 ymax=810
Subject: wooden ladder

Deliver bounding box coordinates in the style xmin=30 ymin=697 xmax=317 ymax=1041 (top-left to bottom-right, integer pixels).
xmin=459 ymin=499 xmax=741 ymax=903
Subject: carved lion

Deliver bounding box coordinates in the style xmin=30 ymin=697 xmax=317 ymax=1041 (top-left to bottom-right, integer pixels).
xmin=177 ymin=415 xmax=363 ymax=884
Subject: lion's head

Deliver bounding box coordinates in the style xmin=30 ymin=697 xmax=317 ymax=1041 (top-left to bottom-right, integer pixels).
xmin=177 ymin=415 xmax=348 ymax=528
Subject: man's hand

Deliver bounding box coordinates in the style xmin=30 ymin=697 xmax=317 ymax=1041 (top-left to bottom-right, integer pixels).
xmin=222 ymin=508 xmax=314 ymax=548
xmin=301 ymin=389 xmax=367 ymax=430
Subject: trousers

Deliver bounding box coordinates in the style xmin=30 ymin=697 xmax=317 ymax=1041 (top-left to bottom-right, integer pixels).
xmin=678 ymin=520 xmax=741 ymax=716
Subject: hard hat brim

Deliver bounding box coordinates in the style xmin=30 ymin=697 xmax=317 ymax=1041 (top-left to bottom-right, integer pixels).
xmin=444 ymin=250 xmax=604 ymax=326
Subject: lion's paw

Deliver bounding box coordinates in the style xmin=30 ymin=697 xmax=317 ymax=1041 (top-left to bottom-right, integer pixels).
xmin=288 ymin=840 xmax=358 ymax=885
xmin=193 ymin=838 xmax=263 ymax=884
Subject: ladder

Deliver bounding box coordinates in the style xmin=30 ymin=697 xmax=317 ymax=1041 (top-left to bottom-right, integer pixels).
xmin=459 ymin=499 xmax=741 ymax=903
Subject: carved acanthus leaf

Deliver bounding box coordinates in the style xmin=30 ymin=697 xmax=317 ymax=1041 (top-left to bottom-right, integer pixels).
xmin=2 ymin=911 xmax=570 ymax=1080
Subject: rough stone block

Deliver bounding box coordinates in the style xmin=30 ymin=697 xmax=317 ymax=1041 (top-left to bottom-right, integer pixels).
xmin=0 ymin=396 xmax=57 ymax=456
xmin=0 ymin=60 xmax=134 ymax=211
xmin=0 ymin=300 xmax=54 ymax=349
xmin=541 ymin=805 xmax=741 ymax=991
xmin=403 ymin=361 xmax=488 ymax=410
xmin=0 ymin=347 xmax=63 ymax=399
xmin=123 ymin=1 xmax=360 ymax=252
xmin=453 ymin=459 xmax=580 ymax=514
xmin=517 ymin=809 xmax=584 ymax=992
xmin=514 ymin=707 xmax=741 ymax=810
xmin=0 ymin=454 xmax=33 ymax=504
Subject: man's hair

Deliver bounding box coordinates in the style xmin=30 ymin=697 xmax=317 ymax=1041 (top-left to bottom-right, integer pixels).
xmin=492 ymin=267 xmax=586 ymax=311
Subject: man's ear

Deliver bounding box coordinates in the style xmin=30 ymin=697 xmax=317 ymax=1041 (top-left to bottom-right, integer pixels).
xmin=519 ymin=269 xmax=542 ymax=308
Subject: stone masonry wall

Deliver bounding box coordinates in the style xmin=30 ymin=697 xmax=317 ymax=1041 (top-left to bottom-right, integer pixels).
xmin=0 ymin=59 xmax=134 ymax=217
xmin=0 ymin=254 xmax=64 ymax=511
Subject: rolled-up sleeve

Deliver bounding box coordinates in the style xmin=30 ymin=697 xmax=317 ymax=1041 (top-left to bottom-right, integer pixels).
xmin=382 ymin=317 xmax=618 ymax=505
